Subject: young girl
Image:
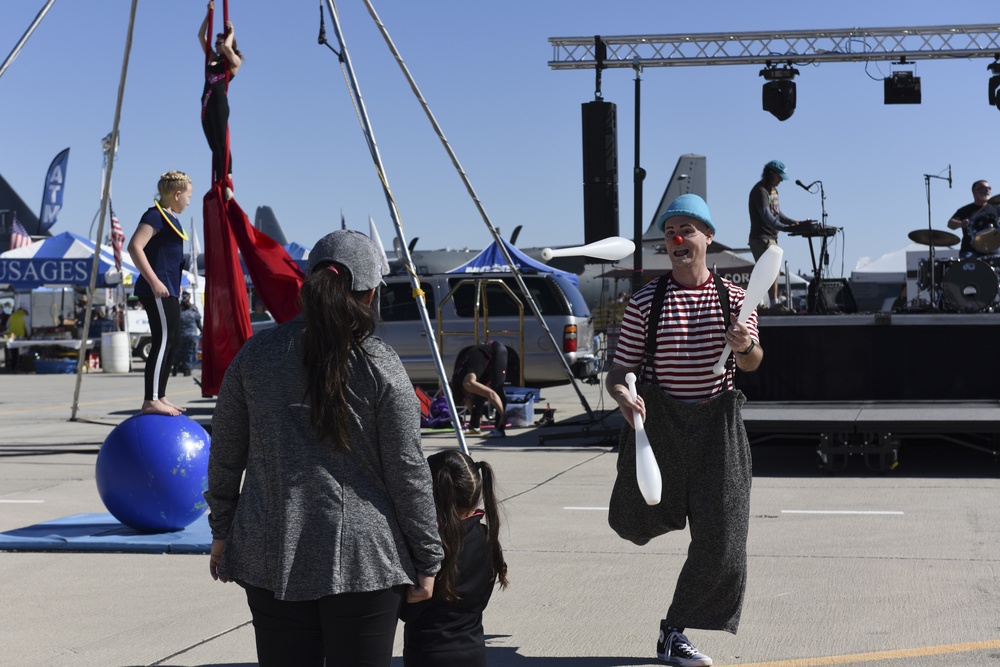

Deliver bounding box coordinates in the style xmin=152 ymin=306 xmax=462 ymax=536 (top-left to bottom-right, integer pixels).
xmin=403 ymin=450 xmax=509 ymax=667
xmin=127 ymin=170 xmax=192 ymax=416
xmin=199 ymin=0 xmax=242 ymax=199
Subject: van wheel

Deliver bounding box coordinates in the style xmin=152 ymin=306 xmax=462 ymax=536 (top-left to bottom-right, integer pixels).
xmin=138 ymin=339 xmax=152 ymax=361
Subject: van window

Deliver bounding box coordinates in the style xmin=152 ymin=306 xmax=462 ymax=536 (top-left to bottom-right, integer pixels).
xmin=447 ymin=276 xmax=567 ymax=317
xmin=380 ymin=282 xmax=435 ymax=322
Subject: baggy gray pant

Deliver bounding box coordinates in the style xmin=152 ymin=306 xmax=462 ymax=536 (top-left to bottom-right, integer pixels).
xmin=608 ymin=385 xmax=751 ymax=634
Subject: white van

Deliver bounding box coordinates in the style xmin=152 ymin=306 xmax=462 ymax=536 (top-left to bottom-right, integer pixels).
xmin=377 ymin=272 xmax=599 ymax=387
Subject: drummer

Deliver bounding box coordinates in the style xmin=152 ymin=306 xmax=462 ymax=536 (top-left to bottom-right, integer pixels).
xmin=948 ymin=180 xmax=994 ymax=258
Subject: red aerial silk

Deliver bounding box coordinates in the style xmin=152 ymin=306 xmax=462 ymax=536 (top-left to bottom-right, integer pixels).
xmin=228 ymin=208 xmax=304 ymax=323
xmin=201 ymin=186 xmax=252 ymax=397
xmin=199 ymin=1 xmax=304 ymax=397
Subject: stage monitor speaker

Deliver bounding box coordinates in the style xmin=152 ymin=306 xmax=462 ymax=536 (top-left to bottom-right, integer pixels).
xmin=808 ymin=279 xmax=857 ymax=314
xmin=582 ymin=101 xmax=619 ymax=249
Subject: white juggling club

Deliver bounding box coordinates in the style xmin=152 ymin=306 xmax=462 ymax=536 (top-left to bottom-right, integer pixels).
xmin=540 ymin=236 xmax=635 ymax=261
xmin=625 ymin=372 xmax=661 ymax=505
xmin=711 ymin=244 xmax=783 ymax=376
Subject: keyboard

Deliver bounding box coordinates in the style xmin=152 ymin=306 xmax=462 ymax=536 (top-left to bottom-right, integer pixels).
xmin=788 ymin=222 xmax=840 ymax=238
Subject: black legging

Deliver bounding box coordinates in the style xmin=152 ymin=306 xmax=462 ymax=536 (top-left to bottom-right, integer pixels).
xmin=139 ymin=295 xmax=180 ymax=402
xmin=469 ymin=340 xmax=508 ymax=432
xmin=244 ymin=584 xmax=404 ymax=667
xmin=202 ymin=93 xmax=232 ymax=183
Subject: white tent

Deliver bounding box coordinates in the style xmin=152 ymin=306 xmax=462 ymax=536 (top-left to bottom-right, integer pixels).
xmin=850 ymin=244 xmax=926 ymax=283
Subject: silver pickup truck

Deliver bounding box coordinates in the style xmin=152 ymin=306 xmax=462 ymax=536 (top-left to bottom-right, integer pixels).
xmin=376 ymin=272 xmax=599 ymax=387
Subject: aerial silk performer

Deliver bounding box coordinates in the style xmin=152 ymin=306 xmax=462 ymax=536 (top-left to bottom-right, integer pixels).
xmin=199 ymin=0 xmax=304 ymax=397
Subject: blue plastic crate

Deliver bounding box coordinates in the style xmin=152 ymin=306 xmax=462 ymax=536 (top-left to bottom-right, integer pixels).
xmin=505 ymin=386 xmax=538 ymax=427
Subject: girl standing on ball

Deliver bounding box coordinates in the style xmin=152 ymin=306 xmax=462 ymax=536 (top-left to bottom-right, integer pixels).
xmin=206 ymin=230 xmax=443 ymax=666
xmin=127 ymin=170 xmax=192 ymax=417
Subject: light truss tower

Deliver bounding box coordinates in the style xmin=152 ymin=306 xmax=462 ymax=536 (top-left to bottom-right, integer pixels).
xmin=549 ymin=24 xmax=1000 ymax=69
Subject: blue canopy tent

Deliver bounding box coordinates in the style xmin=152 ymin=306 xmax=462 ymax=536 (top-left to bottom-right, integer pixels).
xmin=446 ymin=237 xmax=579 ymax=285
xmin=0 ymin=231 xmax=141 ymax=290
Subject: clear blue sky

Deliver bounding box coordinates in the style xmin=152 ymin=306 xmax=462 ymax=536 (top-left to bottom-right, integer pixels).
xmin=1 ymin=1 xmax=997 ymax=282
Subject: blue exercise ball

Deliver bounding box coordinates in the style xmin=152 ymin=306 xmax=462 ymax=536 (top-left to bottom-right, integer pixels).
xmin=96 ymin=413 xmax=211 ymax=532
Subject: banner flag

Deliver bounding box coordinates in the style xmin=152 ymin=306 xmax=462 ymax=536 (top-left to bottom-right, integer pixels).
xmin=9 ymin=215 xmax=32 ymax=250
xmin=39 ymin=148 xmax=70 ymax=234
xmin=109 ymin=201 xmax=124 ymax=271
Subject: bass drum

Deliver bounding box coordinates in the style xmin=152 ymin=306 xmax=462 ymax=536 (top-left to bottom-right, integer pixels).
xmin=941 ymin=259 xmax=999 ymax=312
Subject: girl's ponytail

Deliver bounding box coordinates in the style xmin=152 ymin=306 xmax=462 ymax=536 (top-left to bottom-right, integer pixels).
xmin=477 ymin=460 xmax=508 ymax=589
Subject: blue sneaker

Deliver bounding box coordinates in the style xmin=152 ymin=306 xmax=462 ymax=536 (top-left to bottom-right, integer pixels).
xmin=656 ymin=621 xmax=712 ymax=666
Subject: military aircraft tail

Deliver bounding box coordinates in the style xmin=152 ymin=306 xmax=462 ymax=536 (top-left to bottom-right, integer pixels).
xmin=254 ymin=206 xmax=289 ymax=246
xmin=0 ymin=173 xmax=42 ymax=250
xmin=642 ymin=154 xmax=707 ymax=242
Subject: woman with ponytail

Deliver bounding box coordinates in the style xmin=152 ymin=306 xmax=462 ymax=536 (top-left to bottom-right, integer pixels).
xmin=206 ymin=230 xmax=443 ymax=666
xmin=403 ymin=449 xmax=509 ymax=667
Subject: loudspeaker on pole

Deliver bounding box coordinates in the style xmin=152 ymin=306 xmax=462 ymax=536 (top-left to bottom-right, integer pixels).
xmin=582 ymin=100 xmax=619 ymax=250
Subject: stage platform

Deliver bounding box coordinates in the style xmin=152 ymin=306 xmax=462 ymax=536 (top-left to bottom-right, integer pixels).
xmin=738 ymin=312 xmax=1000 ymax=402
xmin=742 ymin=401 xmax=1000 ymax=472
xmin=734 ymin=312 xmax=1000 ymax=470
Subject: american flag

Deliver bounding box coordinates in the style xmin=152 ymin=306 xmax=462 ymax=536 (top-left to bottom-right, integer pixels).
xmin=9 ymin=215 xmax=32 ymax=250
xmin=109 ymin=201 xmax=125 ymax=271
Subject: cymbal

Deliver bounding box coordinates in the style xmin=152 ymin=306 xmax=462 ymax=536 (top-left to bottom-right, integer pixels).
xmin=988 ymin=193 xmax=1000 ymax=206
xmin=908 ymin=228 xmax=960 ymax=247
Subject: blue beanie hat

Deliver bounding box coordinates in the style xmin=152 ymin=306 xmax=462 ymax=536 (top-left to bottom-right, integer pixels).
xmin=656 ymin=194 xmax=716 ymax=234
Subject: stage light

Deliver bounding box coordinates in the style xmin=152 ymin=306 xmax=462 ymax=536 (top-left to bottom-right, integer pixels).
xmin=884 ymin=70 xmax=921 ymax=105
xmin=759 ymin=63 xmax=799 ymax=121
xmin=988 ymin=59 xmax=1000 ymax=111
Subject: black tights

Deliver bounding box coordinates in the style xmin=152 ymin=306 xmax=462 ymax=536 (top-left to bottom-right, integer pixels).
xmin=139 ymin=295 xmax=179 ymax=402
xmin=202 ymin=95 xmax=232 ymax=184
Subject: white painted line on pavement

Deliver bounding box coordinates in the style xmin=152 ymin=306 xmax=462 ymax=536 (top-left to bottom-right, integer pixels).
xmin=782 ymin=510 xmax=903 ymax=515
xmin=564 ymin=506 xmax=609 ymax=511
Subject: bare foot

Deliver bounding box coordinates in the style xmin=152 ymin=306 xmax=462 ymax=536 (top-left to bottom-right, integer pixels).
xmin=159 ymin=397 xmax=187 ymax=413
xmin=141 ymin=399 xmax=180 ymax=416
xmin=224 ymin=186 xmax=234 ymax=201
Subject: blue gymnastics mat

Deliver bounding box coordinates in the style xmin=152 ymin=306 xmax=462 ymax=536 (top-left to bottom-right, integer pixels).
xmin=0 ymin=512 xmax=211 ymax=553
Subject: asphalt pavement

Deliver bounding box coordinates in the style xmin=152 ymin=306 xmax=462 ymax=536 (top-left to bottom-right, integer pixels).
xmin=1 ymin=366 xmax=999 ymax=667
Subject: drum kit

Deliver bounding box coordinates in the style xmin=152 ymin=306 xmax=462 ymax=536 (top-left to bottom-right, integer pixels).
xmin=909 ymin=199 xmax=1000 ymax=312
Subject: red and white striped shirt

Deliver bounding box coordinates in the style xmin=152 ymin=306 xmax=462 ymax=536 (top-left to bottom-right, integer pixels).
xmin=613 ymin=273 xmax=759 ymax=402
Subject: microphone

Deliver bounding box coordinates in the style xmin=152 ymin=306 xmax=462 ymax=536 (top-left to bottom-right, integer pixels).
xmin=795 ymin=179 xmax=811 ymax=192
xmin=948 ymin=164 xmax=952 ymax=189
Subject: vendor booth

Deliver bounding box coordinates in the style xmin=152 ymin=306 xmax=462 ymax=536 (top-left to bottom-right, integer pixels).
xmin=0 ymin=232 xmax=140 ymax=373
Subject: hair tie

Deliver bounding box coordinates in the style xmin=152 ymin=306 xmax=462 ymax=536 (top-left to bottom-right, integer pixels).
xmin=327 ymin=266 xmax=339 ymax=275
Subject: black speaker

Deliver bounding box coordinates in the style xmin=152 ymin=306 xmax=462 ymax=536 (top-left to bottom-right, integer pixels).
xmin=808 ymin=279 xmax=857 ymax=314
xmin=582 ymin=101 xmax=619 ymax=247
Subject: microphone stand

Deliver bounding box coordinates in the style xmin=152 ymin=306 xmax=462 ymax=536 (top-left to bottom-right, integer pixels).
xmin=816 ymin=181 xmax=829 ymax=271
xmin=923 ymin=172 xmax=950 ymax=309
xmin=800 ymin=180 xmax=828 ymax=284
